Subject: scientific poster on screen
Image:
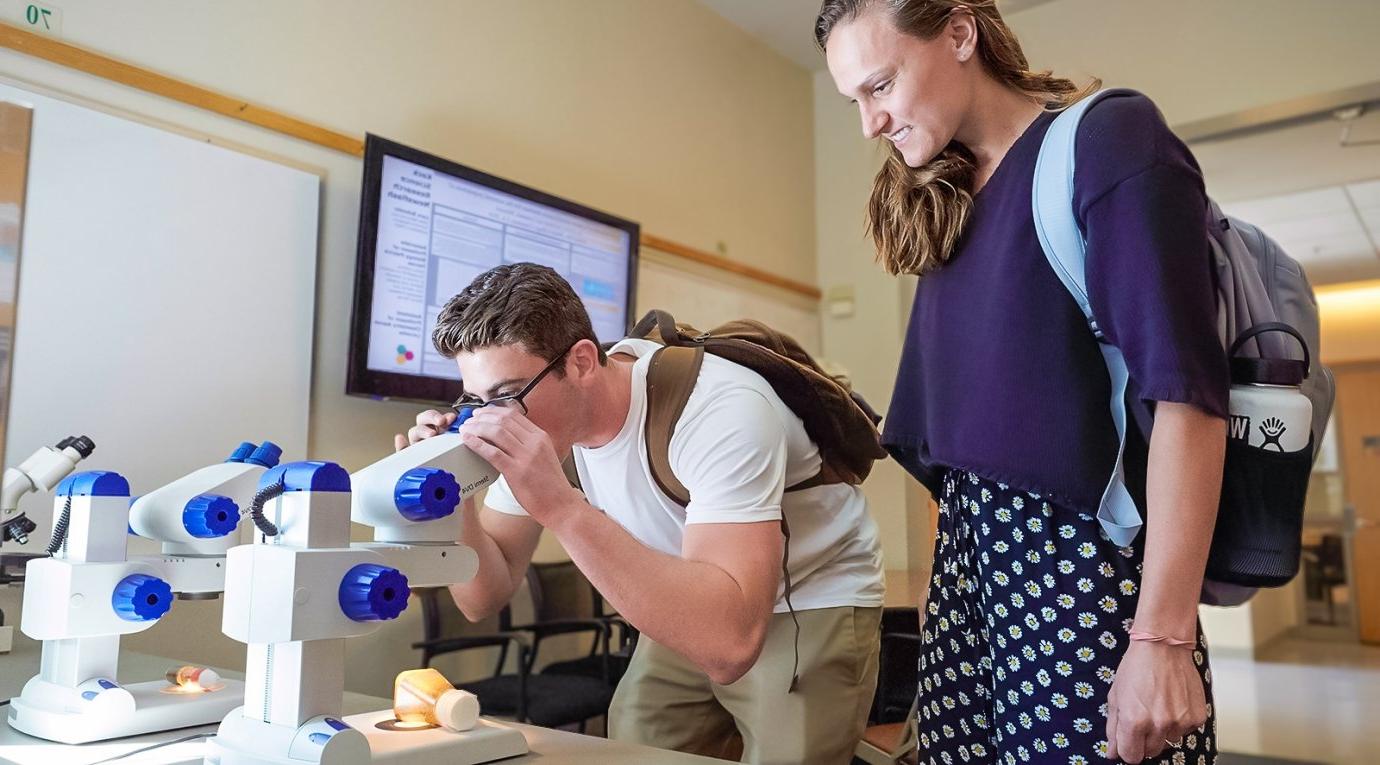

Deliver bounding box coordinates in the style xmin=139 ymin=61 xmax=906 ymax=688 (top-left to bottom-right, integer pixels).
xmin=369 ymin=155 xmax=631 ymax=379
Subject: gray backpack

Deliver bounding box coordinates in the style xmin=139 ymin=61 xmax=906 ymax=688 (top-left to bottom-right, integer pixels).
xmin=1032 ymin=88 xmax=1336 ymax=607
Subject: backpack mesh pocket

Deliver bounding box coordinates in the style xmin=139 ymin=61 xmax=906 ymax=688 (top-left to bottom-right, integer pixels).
xmin=1206 ymin=436 xmax=1313 ymax=587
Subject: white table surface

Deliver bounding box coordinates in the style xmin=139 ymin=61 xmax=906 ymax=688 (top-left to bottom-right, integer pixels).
xmin=0 ymin=595 xmax=726 ymax=765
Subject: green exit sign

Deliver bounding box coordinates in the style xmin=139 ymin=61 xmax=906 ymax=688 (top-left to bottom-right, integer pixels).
xmin=4 ymin=1 xmax=62 ymax=36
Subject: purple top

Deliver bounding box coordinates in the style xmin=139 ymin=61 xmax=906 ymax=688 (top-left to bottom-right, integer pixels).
xmin=882 ymin=91 xmax=1229 ymax=515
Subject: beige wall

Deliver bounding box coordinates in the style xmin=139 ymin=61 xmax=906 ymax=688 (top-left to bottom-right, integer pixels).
xmin=812 ymin=71 xmax=930 ymax=578
xmin=1007 ymin=0 xmax=1380 ymax=126
xmin=38 ymin=0 xmax=817 ymax=476
xmin=3 ymin=0 xmax=819 ymax=695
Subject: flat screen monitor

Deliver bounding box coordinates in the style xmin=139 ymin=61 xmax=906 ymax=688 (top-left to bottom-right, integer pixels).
xmin=347 ymin=135 xmax=639 ymax=403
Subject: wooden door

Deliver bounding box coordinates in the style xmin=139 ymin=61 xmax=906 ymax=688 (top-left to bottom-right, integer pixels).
xmin=1334 ymin=364 xmax=1380 ymax=644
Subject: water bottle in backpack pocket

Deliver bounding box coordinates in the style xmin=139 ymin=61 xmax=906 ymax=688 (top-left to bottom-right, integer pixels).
xmin=1208 ymin=323 xmax=1314 ymax=590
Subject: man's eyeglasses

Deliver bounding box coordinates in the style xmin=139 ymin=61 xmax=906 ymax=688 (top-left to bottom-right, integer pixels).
xmin=451 ymin=344 xmax=574 ymax=419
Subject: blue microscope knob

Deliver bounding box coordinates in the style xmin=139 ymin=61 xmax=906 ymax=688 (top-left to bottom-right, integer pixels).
xmin=247 ymin=441 xmax=283 ymax=468
xmin=338 ymin=564 xmax=410 ymax=622
xmin=112 ymin=574 xmax=173 ymax=621
xmin=393 ymin=467 xmax=460 ymax=521
xmin=226 ymin=442 xmax=257 ymax=463
xmin=183 ymin=494 xmax=239 ymax=538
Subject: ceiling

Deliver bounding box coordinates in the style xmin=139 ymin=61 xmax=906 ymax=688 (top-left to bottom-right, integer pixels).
xmin=1220 ymin=179 xmax=1380 ymax=286
xmin=1202 ymin=107 xmax=1380 ymax=285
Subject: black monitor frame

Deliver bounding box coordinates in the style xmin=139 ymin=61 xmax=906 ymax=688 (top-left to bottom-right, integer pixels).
xmin=346 ymin=134 xmax=640 ymax=404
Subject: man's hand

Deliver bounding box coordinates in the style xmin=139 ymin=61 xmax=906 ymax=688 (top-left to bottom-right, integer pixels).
xmin=394 ymin=409 xmax=457 ymax=452
xmin=458 ymin=407 xmax=584 ymax=529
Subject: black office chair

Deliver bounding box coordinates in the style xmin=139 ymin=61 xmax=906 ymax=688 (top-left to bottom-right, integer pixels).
xmin=411 ymin=563 xmax=619 ymax=733
xmin=871 ymin=607 xmax=921 ymax=723
xmin=1302 ymin=534 xmax=1348 ymax=625
xmin=520 ymin=561 xmax=635 ymax=684
xmin=855 ymin=607 xmax=922 ymax=765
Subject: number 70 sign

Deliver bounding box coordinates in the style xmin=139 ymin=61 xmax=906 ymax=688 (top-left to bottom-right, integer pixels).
xmin=3 ymin=2 xmax=62 ymax=36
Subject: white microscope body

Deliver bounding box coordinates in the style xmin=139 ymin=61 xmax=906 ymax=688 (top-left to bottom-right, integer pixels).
xmin=125 ymin=440 xmax=284 ymax=602
xmin=0 ymin=435 xmax=96 ymax=547
xmin=0 ymin=435 xmax=96 ymax=654
xmin=8 ymin=442 xmax=282 ymax=744
xmin=207 ymin=435 xmax=527 ymax=765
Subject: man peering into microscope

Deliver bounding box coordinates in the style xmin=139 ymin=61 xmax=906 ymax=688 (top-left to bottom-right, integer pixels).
xmin=397 ymin=263 xmax=885 ymax=765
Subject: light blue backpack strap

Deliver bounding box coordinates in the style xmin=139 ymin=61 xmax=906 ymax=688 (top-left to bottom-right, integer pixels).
xmin=1032 ymin=88 xmax=1142 ymax=548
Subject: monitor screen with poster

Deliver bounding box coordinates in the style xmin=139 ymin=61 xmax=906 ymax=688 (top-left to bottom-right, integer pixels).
xmin=347 ymin=135 xmax=639 ymax=403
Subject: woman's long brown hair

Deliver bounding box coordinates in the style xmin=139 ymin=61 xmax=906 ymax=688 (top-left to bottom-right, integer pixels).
xmin=816 ymin=0 xmax=1095 ymax=276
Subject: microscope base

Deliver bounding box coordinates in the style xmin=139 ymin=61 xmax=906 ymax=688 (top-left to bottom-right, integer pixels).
xmin=343 ymin=709 xmax=529 ymax=765
xmin=8 ymin=676 xmax=245 ymax=744
xmin=203 ymin=708 xmax=528 ymax=765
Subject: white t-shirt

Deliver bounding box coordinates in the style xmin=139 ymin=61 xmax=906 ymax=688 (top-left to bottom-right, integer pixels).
xmin=485 ymin=338 xmax=885 ymax=613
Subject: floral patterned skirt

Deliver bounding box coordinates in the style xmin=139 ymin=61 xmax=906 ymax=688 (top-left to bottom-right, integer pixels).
xmin=917 ymin=469 xmax=1216 ymax=765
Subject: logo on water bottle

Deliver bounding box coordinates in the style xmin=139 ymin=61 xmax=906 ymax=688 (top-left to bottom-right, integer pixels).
xmin=1258 ymin=417 xmax=1287 ymax=452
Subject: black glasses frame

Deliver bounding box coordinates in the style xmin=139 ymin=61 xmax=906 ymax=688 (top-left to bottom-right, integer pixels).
xmin=451 ymin=344 xmax=575 ymax=418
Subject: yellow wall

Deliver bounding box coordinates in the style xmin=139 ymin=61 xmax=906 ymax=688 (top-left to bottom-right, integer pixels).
xmin=1319 ymin=281 xmax=1380 ymax=366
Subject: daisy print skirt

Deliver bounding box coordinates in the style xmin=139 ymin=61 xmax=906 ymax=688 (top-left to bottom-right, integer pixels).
xmin=916 ymin=469 xmax=1216 ymax=765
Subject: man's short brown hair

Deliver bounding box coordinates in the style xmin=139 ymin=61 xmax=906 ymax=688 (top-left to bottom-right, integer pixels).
xmin=431 ymin=263 xmax=606 ymax=369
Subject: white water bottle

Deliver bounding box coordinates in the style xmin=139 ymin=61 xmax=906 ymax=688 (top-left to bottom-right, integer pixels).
xmin=1226 ymin=323 xmax=1313 ymax=453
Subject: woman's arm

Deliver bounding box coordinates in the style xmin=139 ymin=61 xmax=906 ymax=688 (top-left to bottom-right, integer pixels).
xmin=1106 ymin=401 xmax=1224 ymax=763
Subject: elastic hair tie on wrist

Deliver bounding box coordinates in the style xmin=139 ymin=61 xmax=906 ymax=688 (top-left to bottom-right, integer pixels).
xmin=1129 ymin=629 xmax=1196 ymax=649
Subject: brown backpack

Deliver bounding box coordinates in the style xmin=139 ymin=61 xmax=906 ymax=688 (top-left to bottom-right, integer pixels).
xmin=616 ymin=310 xmax=887 ymax=691
xmin=629 ymin=309 xmax=887 ymax=505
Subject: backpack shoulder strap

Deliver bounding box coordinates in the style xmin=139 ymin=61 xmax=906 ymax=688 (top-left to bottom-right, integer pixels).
xmin=644 ymin=344 xmax=704 ymax=507
xmin=640 ymin=321 xmax=805 ymax=692
xmin=1031 ymin=88 xmax=1128 ymax=335
xmin=1031 ymin=87 xmax=1144 ymax=548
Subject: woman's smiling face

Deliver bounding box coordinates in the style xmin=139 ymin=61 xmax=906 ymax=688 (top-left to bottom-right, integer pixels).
xmin=824 ymin=6 xmax=977 ymax=168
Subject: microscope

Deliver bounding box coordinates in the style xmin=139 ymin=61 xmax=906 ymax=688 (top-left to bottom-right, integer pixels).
xmin=0 ymin=435 xmax=97 ymax=653
xmin=207 ymin=431 xmax=528 ymax=765
xmin=7 ymin=441 xmax=282 ymax=744
xmin=0 ymin=435 xmax=96 ymax=547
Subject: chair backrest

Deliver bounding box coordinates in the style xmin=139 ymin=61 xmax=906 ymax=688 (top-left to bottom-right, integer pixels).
xmin=1317 ymin=535 xmax=1346 ymax=568
xmin=874 ymin=607 xmax=922 ymax=724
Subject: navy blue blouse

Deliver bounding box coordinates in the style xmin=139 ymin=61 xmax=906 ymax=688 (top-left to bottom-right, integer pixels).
xmin=882 ymin=91 xmax=1229 ymax=516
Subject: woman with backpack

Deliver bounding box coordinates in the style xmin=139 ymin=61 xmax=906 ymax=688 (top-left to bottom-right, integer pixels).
xmin=816 ymin=2 xmax=1229 ymax=763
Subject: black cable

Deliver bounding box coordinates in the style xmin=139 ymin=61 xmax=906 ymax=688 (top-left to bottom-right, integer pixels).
xmin=45 ymin=494 xmax=72 ymax=555
xmin=245 ymin=480 xmax=286 ymax=538
xmin=82 ymin=732 xmax=215 ymax=764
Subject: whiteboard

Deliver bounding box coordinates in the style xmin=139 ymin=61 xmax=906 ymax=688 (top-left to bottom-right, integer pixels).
xmin=0 ymin=81 xmax=319 ymax=535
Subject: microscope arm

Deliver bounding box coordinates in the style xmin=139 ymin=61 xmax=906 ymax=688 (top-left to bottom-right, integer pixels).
xmin=1 ymin=436 xmax=95 ymax=544
xmin=353 ymin=542 xmax=478 ymax=588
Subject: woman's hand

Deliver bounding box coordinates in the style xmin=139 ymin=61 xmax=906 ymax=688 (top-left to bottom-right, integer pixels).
xmin=1105 ymin=639 xmax=1207 ymax=762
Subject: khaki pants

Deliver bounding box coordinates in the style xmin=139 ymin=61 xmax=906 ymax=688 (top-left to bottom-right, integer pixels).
xmin=608 ymin=606 xmax=882 ymax=765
